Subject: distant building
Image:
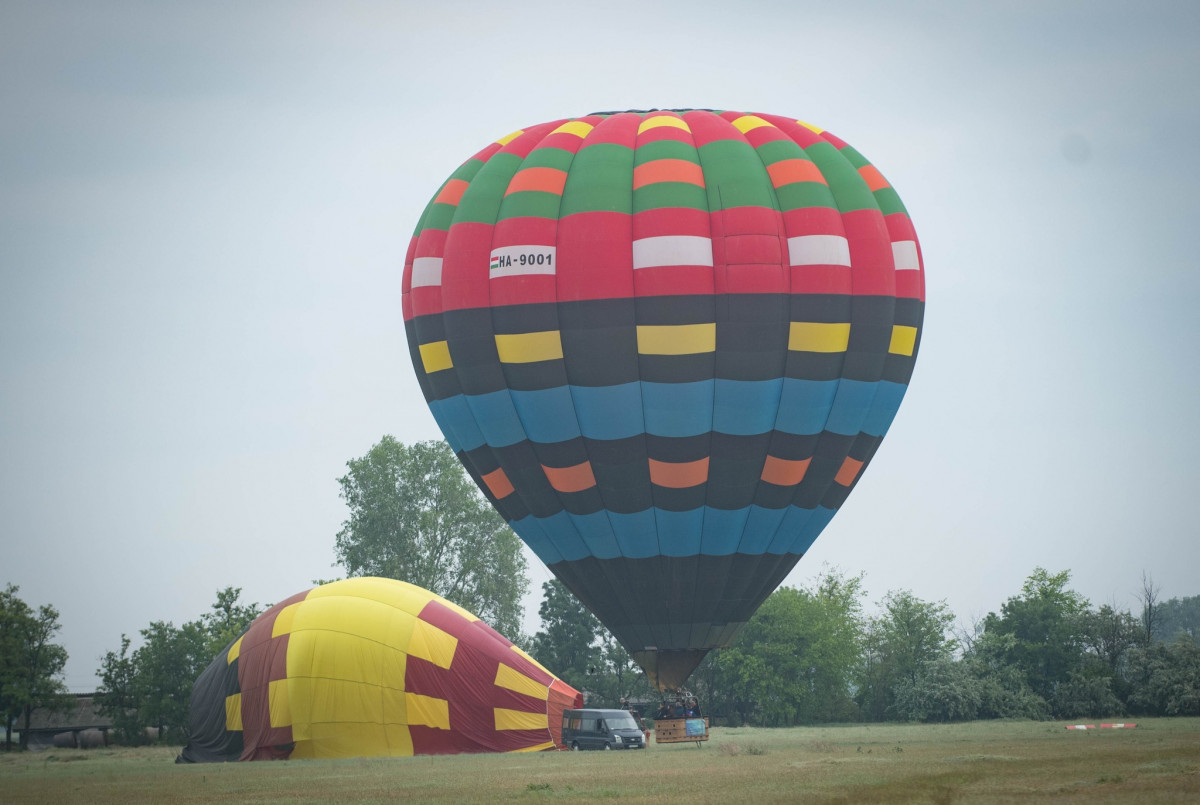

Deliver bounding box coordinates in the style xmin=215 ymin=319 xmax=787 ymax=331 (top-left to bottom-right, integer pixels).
xmin=22 ymin=694 xmax=112 ymax=750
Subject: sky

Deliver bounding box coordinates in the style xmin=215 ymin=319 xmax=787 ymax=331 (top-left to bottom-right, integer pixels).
xmin=2 ymin=0 xmax=1198 ymax=692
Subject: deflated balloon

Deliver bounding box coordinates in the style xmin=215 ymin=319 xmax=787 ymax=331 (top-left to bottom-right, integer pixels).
xmin=402 ymin=109 xmax=925 ymax=689
xmin=179 ymin=577 xmax=581 ymax=761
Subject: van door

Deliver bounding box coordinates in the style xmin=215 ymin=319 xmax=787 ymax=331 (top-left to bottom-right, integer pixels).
xmin=579 ymin=716 xmax=598 ymax=749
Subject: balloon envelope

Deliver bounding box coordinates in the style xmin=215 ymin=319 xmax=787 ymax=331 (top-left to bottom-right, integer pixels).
xmin=179 ymin=578 xmax=581 ymax=761
xmin=403 ymin=109 xmax=924 ymax=688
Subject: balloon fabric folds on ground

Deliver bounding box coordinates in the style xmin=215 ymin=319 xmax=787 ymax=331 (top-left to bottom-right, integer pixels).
xmin=402 ymin=109 xmax=925 ymax=689
xmin=178 ymin=578 xmax=581 ymax=762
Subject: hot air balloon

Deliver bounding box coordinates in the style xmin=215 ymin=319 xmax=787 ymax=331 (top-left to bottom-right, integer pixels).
xmin=402 ymin=109 xmax=924 ymax=690
xmin=178 ymin=578 xmax=582 ymax=761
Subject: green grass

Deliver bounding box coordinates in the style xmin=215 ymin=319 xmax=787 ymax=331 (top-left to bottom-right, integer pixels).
xmin=3 ymin=719 xmax=1198 ymax=804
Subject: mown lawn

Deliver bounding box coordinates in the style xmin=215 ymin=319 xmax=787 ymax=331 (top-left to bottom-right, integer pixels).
xmin=2 ymin=718 xmax=1197 ymax=804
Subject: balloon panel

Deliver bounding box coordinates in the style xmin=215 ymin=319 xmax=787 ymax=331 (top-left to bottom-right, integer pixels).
xmin=402 ymin=110 xmax=924 ymax=687
xmin=179 ymin=578 xmax=581 ymax=761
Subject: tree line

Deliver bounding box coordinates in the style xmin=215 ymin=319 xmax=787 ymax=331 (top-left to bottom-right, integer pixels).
xmin=12 ymin=564 xmax=1194 ymax=749
xmin=571 ymin=567 xmax=1199 ymax=725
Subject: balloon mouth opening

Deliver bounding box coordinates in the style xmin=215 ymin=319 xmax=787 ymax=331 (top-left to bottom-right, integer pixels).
xmin=631 ymin=648 xmax=711 ymax=692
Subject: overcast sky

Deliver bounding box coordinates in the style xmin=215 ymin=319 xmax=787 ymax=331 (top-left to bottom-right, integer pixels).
xmin=2 ymin=1 xmax=1197 ymax=691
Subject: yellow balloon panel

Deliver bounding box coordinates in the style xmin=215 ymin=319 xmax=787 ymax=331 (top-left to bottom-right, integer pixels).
xmin=287 ymin=595 xmax=420 ymax=653
xmin=286 ymin=628 xmax=406 ymax=686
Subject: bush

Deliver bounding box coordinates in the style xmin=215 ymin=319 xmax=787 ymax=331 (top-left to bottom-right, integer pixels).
xmin=972 ymin=663 xmax=1051 ymax=720
xmin=892 ymin=658 xmax=982 ymax=722
xmin=1126 ymin=637 xmax=1200 ymax=716
xmin=1052 ymin=670 xmax=1123 ymax=719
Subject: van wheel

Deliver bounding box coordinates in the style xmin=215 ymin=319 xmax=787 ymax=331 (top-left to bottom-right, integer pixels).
xmin=604 ymin=744 xmax=612 ymax=750
xmin=571 ymin=742 xmax=580 ymax=751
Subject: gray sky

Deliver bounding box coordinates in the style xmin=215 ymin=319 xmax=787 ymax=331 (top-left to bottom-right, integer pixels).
xmin=2 ymin=1 xmax=1197 ymax=692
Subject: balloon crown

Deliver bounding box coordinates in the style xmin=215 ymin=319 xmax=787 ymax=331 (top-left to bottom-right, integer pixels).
xmin=587 ymin=108 xmax=718 ymax=115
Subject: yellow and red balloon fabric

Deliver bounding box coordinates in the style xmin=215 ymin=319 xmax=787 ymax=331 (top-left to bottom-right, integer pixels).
xmin=179 ymin=578 xmax=581 ymax=761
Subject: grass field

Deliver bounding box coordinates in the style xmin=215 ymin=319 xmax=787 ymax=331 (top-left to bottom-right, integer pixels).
xmin=2 ymin=718 xmax=1197 ymax=804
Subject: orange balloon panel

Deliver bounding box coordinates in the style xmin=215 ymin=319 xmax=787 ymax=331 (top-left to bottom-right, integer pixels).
xmin=179 ymin=578 xmax=581 ymax=761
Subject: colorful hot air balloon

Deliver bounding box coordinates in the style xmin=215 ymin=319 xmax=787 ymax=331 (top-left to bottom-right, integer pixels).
xmin=402 ymin=109 xmax=924 ymax=690
xmin=178 ymin=578 xmax=581 ymax=761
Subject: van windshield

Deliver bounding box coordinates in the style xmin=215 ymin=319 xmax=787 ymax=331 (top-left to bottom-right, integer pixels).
xmin=608 ymin=713 xmax=640 ymax=730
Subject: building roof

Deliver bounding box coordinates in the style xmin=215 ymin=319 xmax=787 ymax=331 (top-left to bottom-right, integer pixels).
xmin=25 ymin=694 xmax=112 ymax=732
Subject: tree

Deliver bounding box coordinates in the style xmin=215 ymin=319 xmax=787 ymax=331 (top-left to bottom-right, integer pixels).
xmin=0 ymin=585 xmax=30 ymax=750
xmin=525 ymin=580 xmax=654 ymax=705
xmin=334 ymin=437 xmax=528 ymax=638
xmin=1156 ymin=595 xmax=1200 ymax=643
xmin=200 ymin=586 xmax=263 ymax=657
xmin=891 ymin=657 xmax=982 ymax=722
xmin=959 ymin=638 xmax=1051 ymax=720
xmin=688 ymin=650 xmax=724 ymax=719
xmin=980 ymin=568 xmax=1090 ymax=703
xmin=94 ymin=587 xmax=263 ymax=744
xmin=529 ymin=580 xmax=602 ymax=691
xmin=718 ymin=587 xmax=812 ymax=726
xmin=95 ymin=635 xmax=143 ymax=744
xmin=1138 ymin=571 xmax=1162 ymax=646
xmin=718 ymin=567 xmax=866 ymax=726
xmin=594 ymin=632 xmax=656 ymax=706
xmin=1126 ymin=636 xmax=1200 ymax=716
xmin=1050 ymin=669 xmax=1124 ymax=719
xmin=134 ymin=620 xmax=208 ymax=738
xmin=0 ymin=586 xmax=70 ymax=749
xmin=1080 ymin=604 xmax=1141 ymax=673
xmin=857 ymin=590 xmax=957 ymax=721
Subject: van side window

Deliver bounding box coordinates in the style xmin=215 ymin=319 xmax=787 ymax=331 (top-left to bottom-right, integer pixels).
xmin=568 ymin=717 xmax=581 ymax=730
xmin=580 ymin=718 xmax=597 ymax=733
xmin=596 ymin=719 xmax=606 ymax=732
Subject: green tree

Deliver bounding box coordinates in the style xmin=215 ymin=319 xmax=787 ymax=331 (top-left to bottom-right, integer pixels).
xmin=0 ymin=586 xmax=70 ymax=749
xmin=529 ymin=580 xmax=602 ymax=691
xmin=964 ymin=638 xmax=1052 ymax=720
xmin=335 ymin=437 xmax=528 ymax=638
xmin=891 ymin=657 xmax=982 ymax=722
xmin=857 ymin=589 xmax=957 ymax=721
xmin=1156 ymin=595 xmax=1200 ymax=643
xmin=526 ymin=580 xmax=654 ymax=706
xmin=718 ymin=568 xmax=866 ymax=726
xmin=718 ymin=588 xmax=810 ymax=726
xmin=593 ymin=632 xmax=655 ymax=706
xmin=133 ymin=620 xmax=208 ymax=739
xmin=980 ymin=568 xmax=1090 ymax=703
xmin=200 ymin=586 xmax=263 ymax=657
xmin=1076 ymin=602 xmax=1141 ymax=708
xmin=1080 ymin=604 xmax=1141 ymax=673
xmin=95 ymin=635 xmax=143 ymax=744
xmin=0 ymin=585 xmax=30 ymax=750
xmin=94 ymin=587 xmax=263 ymax=744
xmin=1126 ymin=636 xmax=1200 ymax=716
xmin=688 ymin=650 xmax=724 ymax=719
xmin=1050 ymin=668 xmax=1124 ymax=719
